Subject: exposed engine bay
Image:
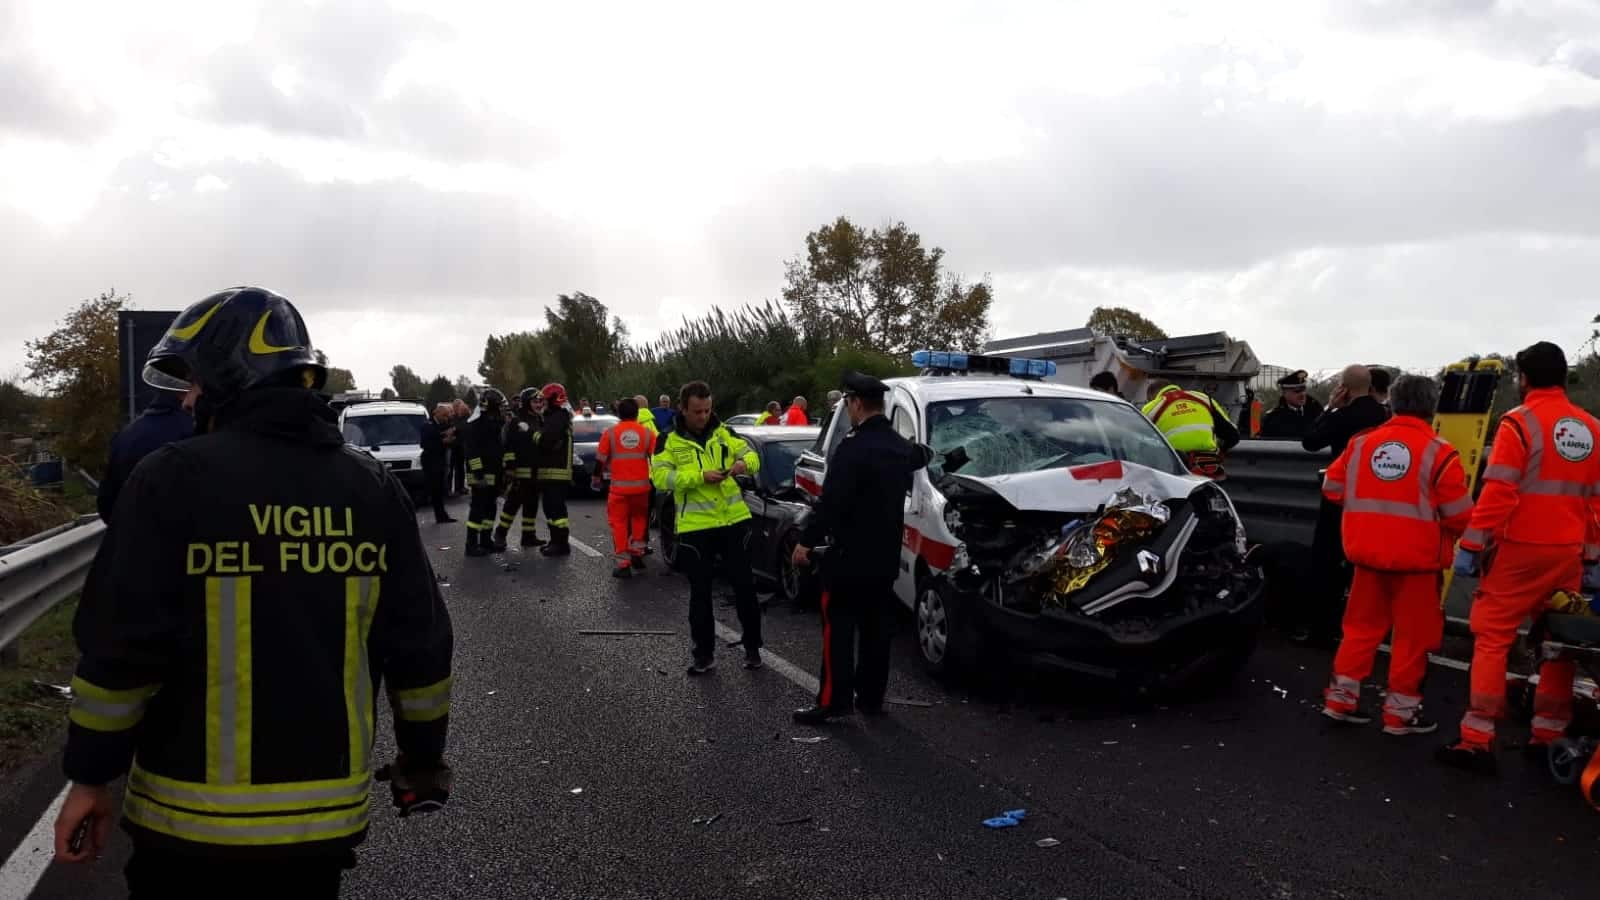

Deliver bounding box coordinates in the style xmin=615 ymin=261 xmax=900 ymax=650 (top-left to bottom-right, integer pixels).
xmin=936 ymin=463 xmax=1261 ymax=631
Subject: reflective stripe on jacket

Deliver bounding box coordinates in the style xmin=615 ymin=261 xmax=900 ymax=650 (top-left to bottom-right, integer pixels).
xmin=1322 ymin=415 xmax=1473 ymax=571
xmin=650 ymin=420 xmax=760 ymax=534
xmin=1142 ymin=385 xmax=1222 ymax=453
xmin=533 ymin=408 xmax=574 ymax=483
xmin=599 ymin=420 xmax=654 ymax=495
xmin=1460 ymin=387 xmax=1600 ymax=556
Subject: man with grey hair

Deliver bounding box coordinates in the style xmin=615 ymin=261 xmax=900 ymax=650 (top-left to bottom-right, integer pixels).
xmin=1299 ymin=364 xmax=1392 ymax=646
xmin=1318 ymin=375 xmax=1472 ymax=735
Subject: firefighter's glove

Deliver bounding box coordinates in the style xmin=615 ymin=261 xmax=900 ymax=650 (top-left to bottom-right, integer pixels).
xmin=1452 ymin=548 xmax=1481 ymax=578
xmin=375 ymin=756 xmax=452 ymax=817
xmin=1583 ymin=562 xmax=1600 ymax=593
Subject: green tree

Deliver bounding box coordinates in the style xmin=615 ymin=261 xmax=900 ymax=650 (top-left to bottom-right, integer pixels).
xmin=783 ymin=217 xmax=993 ymax=356
xmin=544 ymin=293 xmax=627 ymax=386
xmin=324 ymin=368 xmax=357 ymax=393
xmin=389 ymin=365 xmax=426 ymax=399
xmin=425 ymin=375 xmax=456 ymax=409
xmin=1086 ymin=306 xmax=1168 ymax=341
xmin=25 ymin=291 xmax=125 ymax=474
xmin=0 ymin=379 xmax=44 ymax=433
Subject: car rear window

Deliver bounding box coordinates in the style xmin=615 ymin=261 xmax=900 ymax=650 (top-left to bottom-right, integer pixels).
xmin=572 ymin=418 xmax=619 ymax=441
xmin=760 ymin=438 xmax=812 ymax=488
xmin=342 ymin=413 xmax=424 ymax=447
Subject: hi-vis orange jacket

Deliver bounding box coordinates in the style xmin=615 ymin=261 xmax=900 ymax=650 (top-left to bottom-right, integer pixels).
xmin=1322 ymin=415 xmax=1473 ymax=571
xmin=598 ymin=420 xmax=653 ymax=495
xmin=1460 ymin=387 xmax=1600 ymax=558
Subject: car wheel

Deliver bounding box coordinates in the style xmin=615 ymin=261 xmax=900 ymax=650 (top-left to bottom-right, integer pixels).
xmin=916 ymin=579 xmax=961 ymax=679
xmin=776 ymin=533 xmax=805 ymax=604
xmin=658 ymin=499 xmax=679 ymax=568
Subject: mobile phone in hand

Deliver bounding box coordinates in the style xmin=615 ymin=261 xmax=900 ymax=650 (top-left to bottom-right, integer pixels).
xmin=69 ymin=818 xmax=91 ymax=855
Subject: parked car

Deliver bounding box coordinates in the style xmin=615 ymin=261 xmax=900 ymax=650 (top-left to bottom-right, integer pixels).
xmin=571 ymin=413 xmax=620 ymax=494
xmin=339 ymin=401 xmax=429 ymax=492
xmin=793 ymin=350 xmax=1264 ymax=688
xmin=657 ymin=425 xmax=822 ymax=605
xmin=725 ymin=413 xmax=761 ymax=427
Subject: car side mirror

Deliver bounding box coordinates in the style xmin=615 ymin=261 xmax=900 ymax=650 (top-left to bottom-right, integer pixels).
xmin=735 ymin=474 xmax=757 ymax=491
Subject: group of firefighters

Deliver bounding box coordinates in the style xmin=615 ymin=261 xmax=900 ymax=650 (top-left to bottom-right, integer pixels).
xmin=43 ymin=284 xmax=1600 ymax=896
xmin=1139 ymin=341 xmax=1600 ymax=777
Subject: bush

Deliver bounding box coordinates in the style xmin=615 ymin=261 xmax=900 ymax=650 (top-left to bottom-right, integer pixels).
xmin=0 ymin=460 xmax=73 ymax=545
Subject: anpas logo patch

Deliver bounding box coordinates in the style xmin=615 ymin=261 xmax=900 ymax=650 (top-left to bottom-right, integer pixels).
xmin=1370 ymin=441 xmax=1413 ymax=482
xmin=1554 ymin=417 xmax=1595 ymax=462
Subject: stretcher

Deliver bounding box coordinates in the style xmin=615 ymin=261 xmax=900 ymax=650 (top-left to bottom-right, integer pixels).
xmin=1433 ymin=357 xmax=1504 ymax=605
xmin=1534 ymin=610 xmax=1600 ymax=810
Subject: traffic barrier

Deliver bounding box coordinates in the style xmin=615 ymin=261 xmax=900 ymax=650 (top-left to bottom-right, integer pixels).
xmin=1224 ymin=440 xmax=1327 ymax=547
xmin=0 ymin=515 xmax=105 ymax=664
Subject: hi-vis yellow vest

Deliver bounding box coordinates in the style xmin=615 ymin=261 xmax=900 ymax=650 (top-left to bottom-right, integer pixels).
xmin=651 ymin=424 xmax=760 ymax=534
xmin=1142 ymin=385 xmax=1221 ymax=453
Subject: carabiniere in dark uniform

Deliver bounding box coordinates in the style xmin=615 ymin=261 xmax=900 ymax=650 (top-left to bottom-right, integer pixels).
xmin=793 ymin=371 xmax=929 ymax=725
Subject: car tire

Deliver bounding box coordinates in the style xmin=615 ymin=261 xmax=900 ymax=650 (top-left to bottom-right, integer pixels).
xmin=775 ymin=532 xmax=816 ymax=606
xmin=916 ymin=577 xmax=978 ymax=681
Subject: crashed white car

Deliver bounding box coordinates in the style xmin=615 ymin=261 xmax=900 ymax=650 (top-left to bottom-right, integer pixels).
xmin=795 ymin=351 xmax=1264 ymax=686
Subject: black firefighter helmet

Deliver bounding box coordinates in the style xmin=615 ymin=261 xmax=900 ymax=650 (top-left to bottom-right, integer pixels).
xmin=476 ymin=387 xmax=508 ymax=419
xmin=144 ymin=286 xmax=326 ymax=402
xmin=515 ymin=387 xmax=540 ymax=415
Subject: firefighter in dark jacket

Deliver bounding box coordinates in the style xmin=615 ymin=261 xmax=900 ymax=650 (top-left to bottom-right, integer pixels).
xmin=533 ymin=382 xmax=575 ymax=556
xmin=463 ymin=387 xmax=507 ymax=557
xmin=53 ymin=287 xmax=453 ymax=898
xmin=792 ymin=371 xmax=928 ymax=724
xmin=493 ymin=387 xmax=546 ymax=550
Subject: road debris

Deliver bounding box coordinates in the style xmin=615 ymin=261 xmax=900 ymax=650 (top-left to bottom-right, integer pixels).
xmin=774 ymin=816 xmax=813 ymax=827
xmin=570 ymin=788 xmax=584 ymax=794
xmin=887 ymin=698 xmax=934 ymax=708
xmin=792 ymin=736 xmax=829 ymax=744
xmin=983 ymin=809 xmax=1028 ymax=828
xmin=32 ymin=680 xmax=72 ymax=698
xmin=1102 ymin=740 xmax=1120 ymax=746
xmin=692 ymin=813 xmax=723 ymax=827
xmin=1035 ymin=838 xmax=1061 ymax=848
xmin=578 ymin=629 xmax=677 ymax=636
xmin=486 ymin=690 xmax=498 ymax=696
xmin=437 ymin=546 xmax=451 ymax=551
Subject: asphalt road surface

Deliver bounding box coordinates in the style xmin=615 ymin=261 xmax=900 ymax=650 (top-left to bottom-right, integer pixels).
xmin=4 ymin=495 xmax=1596 ymax=900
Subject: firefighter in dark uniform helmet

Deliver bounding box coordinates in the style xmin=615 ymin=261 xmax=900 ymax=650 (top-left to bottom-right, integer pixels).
xmin=792 ymin=371 xmax=929 ymax=724
xmin=464 ymin=387 xmax=508 ymax=557
xmin=533 ymin=382 xmax=575 ymax=556
xmin=493 ymin=386 xmax=546 ymax=550
xmin=53 ymin=287 xmax=454 ymax=899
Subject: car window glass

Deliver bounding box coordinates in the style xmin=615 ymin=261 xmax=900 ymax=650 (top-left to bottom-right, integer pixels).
xmin=926 ymin=396 xmax=1183 ymax=478
xmin=760 ymin=439 xmax=809 ymax=489
xmin=890 ymin=402 xmax=917 ymax=442
xmin=571 ymin=417 xmax=619 ymax=442
xmin=342 ymin=413 xmax=424 ymax=447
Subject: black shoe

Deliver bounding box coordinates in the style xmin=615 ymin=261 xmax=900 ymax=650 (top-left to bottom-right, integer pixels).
xmin=465 ymin=543 xmax=487 ymax=558
xmin=521 ymin=534 xmax=547 ymax=547
xmin=1435 ymin=742 xmax=1498 ymax=775
xmin=687 ymin=658 xmax=717 ymax=676
xmin=1321 ymin=705 xmax=1374 ymax=726
xmin=744 ymin=648 xmax=763 ymax=670
xmin=1383 ymin=714 xmax=1438 ymax=736
xmin=542 ymin=542 xmax=571 ymax=557
xmin=792 ymin=705 xmax=851 ymax=725
xmin=612 ymin=566 xmax=632 ymax=579
xmin=435 ymin=516 xmax=458 ymax=524
xmin=631 ymin=555 xmax=647 ymax=572
xmin=491 ymin=536 xmax=508 ymax=553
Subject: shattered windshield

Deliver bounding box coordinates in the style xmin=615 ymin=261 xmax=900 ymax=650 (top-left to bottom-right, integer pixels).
xmin=926 ymin=396 xmax=1184 ymax=479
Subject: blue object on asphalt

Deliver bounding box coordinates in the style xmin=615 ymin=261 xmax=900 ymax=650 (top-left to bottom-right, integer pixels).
xmin=984 ymin=816 xmax=1021 ymax=829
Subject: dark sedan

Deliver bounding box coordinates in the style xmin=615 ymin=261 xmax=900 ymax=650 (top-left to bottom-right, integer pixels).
xmin=657 ymin=426 xmax=821 ymax=604
xmin=571 ymin=414 xmax=620 ymax=495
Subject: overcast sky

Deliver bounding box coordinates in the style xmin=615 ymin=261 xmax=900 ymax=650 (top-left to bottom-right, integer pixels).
xmin=4 ymin=0 xmax=1600 ymax=391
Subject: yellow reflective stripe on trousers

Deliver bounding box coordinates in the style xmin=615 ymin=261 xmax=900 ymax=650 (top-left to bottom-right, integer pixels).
xmin=536 ymin=468 xmax=569 ymax=481
xmin=129 ymin=764 xmax=370 ymax=815
xmin=206 ymin=576 xmax=252 ymax=785
xmin=345 ymin=576 xmax=380 ymax=776
xmin=68 ymin=677 xmax=160 ymax=732
xmin=122 ymin=790 xmax=368 ymax=847
xmin=391 ymin=676 xmax=452 ymax=723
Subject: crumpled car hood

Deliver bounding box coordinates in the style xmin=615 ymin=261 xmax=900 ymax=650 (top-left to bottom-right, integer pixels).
xmin=948 ymin=462 xmax=1201 ymax=513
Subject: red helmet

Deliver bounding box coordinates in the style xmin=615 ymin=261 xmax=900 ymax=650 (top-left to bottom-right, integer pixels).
xmin=541 ymin=382 xmax=568 ymax=407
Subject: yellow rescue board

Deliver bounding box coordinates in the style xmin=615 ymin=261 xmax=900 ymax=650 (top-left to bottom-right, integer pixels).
xmin=1434 ymin=358 xmax=1505 ymax=604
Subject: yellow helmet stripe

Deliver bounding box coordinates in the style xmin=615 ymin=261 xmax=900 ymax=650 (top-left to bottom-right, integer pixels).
xmin=248 ymin=311 xmax=296 ymax=354
xmin=168 ymin=300 xmax=224 ymax=340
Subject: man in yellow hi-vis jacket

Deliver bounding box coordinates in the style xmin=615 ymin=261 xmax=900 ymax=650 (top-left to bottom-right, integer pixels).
xmin=53 ymin=287 xmax=453 ymax=898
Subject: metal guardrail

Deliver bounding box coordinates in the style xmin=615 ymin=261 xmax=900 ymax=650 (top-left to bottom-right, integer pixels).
xmin=1225 ymin=439 xmax=1327 ymax=547
xmin=0 ymin=515 xmax=106 ymax=657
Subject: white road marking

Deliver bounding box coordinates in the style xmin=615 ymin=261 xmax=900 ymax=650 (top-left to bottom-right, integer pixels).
xmin=714 ymin=621 xmax=819 ymax=696
xmin=1378 ymin=644 xmax=1477 ymax=674
xmin=0 ymin=782 xmax=68 ymax=899
xmin=567 ymin=538 xmax=603 ymax=559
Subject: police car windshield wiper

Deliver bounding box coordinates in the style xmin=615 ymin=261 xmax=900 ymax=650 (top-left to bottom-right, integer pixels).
xmin=1027 ymin=450 xmax=1077 ymax=472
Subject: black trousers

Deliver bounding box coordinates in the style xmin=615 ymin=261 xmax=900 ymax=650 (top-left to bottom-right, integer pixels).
xmin=468 ymin=483 xmax=499 ymax=539
xmin=540 ymin=481 xmax=570 ymax=533
xmin=127 ymin=846 xmax=352 ymax=899
xmin=681 ymin=522 xmax=761 ymax=660
xmin=424 ymin=461 xmax=449 ymax=521
xmin=1308 ymin=497 xmax=1352 ymax=640
xmin=816 ymin=576 xmax=896 ymax=711
xmin=498 ymin=480 xmax=542 ymax=537
xmin=450 ymin=446 xmax=467 ymax=494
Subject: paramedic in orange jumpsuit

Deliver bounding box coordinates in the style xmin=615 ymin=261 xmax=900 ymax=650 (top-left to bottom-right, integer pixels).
xmin=1319 ymin=375 xmax=1473 ymax=736
xmin=1438 ymin=341 xmax=1600 ymax=774
xmin=596 ymin=397 xmax=655 ymax=578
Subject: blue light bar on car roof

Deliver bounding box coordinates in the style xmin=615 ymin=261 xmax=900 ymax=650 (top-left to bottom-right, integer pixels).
xmin=912 ymin=349 xmax=1056 ymax=379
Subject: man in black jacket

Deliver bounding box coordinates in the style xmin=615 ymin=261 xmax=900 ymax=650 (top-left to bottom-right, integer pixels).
xmin=533 ymin=383 xmax=575 ymax=556
xmin=53 ymin=287 xmax=452 ymax=898
xmin=1259 ymin=370 xmax=1325 ymax=441
xmin=792 ymin=372 xmax=928 ymax=724
xmin=1300 ymin=364 xmax=1392 ymax=645
xmin=97 ymin=391 xmax=194 ymax=523
xmin=420 ymin=403 xmax=456 ymax=524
